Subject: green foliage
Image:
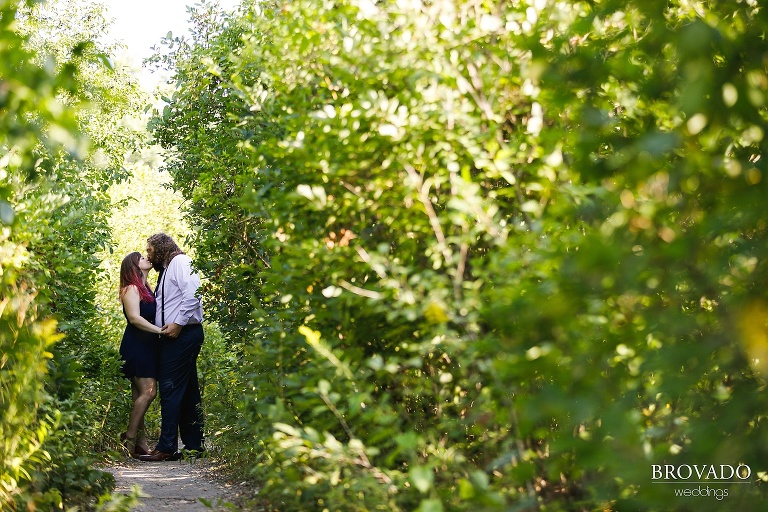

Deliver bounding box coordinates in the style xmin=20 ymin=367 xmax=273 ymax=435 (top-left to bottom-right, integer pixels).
xmin=1 ymin=0 xmax=146 ymax=508
xmin=94 ymin=485 xmax=142 ymax=512
xmin=0 ymin=298 xmax=62 ymax=507
xmin=148 ymin=0 xmax=267 ymax=341
xmin=152 ymin=0 xmax=768 ymax=510
xmin=0 ymin=0 xmax=79 ymax=506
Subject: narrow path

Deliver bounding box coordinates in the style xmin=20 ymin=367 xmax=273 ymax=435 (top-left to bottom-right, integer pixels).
xmin=104 ymin=457 xmax=255 ymax=511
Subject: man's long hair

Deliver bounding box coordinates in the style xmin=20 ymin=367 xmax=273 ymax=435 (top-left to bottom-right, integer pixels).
xmin=147 ymin=233 xmax=184 ymax=270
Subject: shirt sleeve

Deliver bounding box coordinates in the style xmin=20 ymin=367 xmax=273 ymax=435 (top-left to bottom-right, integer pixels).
xmin=169 ymin=257 xmax=202 ymax=326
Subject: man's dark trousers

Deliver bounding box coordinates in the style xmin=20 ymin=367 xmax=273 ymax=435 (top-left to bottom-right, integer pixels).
xmin=156 ymin=324 xmax=204 ymax=453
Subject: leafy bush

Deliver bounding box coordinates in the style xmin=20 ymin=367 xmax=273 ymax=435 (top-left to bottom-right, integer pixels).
xmin=1 ymin=0 xmax=145 ymax=508
xmin=152 ymin=0 xmax=768 ymax=510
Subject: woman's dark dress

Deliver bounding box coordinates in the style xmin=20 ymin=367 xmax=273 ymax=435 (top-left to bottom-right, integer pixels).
xmin=119 ymin=291 xmax=159 ymax=379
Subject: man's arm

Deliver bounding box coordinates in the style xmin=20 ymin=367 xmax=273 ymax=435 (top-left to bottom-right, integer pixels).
xmin=175 ymin=258 xmax=202 ymax=326
xmin=163 ymin=256 xmax=202 ymax=337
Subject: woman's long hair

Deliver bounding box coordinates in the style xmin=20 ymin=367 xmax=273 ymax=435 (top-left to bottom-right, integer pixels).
xmin=119 ymin=251 xmax=155 ymax=303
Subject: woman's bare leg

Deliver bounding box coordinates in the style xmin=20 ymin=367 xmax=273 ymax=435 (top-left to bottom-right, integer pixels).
xmin=127 ymin=377 xmax=157 ymax=452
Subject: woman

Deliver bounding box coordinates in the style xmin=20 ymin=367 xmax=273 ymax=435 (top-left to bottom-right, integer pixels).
xmin=118 ymin=251 xmax=164 ymax=457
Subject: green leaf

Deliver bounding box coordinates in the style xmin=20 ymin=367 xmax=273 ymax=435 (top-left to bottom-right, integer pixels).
xmin=0 ymin=200 xmax=15 ymax=225
xmin=417 ymin=499 xmax=444 ymax=512
xmin=410 ymin=465 xmax=434 ymax=493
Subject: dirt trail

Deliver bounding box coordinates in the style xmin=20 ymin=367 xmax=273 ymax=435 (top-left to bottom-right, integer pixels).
xmin=105 ymin=457 xmax=254 ymax=511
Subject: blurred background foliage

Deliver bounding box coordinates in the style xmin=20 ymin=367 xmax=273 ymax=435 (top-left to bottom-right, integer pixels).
xmin=4 ymin=0 xmax=768 ymax=510
xmin=150 ymin=0 xmax=768 ymax=510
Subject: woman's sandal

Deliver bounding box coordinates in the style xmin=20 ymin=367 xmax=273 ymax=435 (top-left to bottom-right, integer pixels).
xmin=120 ymin=432 xmax=150 ymax=458
xmin=134 ymin=428 xmax=151 ymax=456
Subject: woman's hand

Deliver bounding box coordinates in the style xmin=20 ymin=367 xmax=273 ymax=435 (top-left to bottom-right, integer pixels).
xmin=161 ymin=323 xmax=183 ymax=338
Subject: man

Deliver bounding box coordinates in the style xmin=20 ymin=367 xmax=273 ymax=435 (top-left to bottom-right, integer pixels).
xmin=140 ymin=233 xmax=205 ymax=461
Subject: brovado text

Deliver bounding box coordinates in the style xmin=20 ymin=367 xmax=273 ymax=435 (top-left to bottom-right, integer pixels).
xmin=652 ymin=464 xmax=751 ymax=481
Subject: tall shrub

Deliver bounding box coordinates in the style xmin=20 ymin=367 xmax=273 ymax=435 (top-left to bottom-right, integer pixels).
xmin=153 ymin=0 xmax=768 ymax=510
xmin=2 ymin=0 xmax=144 ymax=508
xmin=1 ymin=0 xmax=81 ymax=505
xmin=148 ymin=0 xmax=271 ymax=463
